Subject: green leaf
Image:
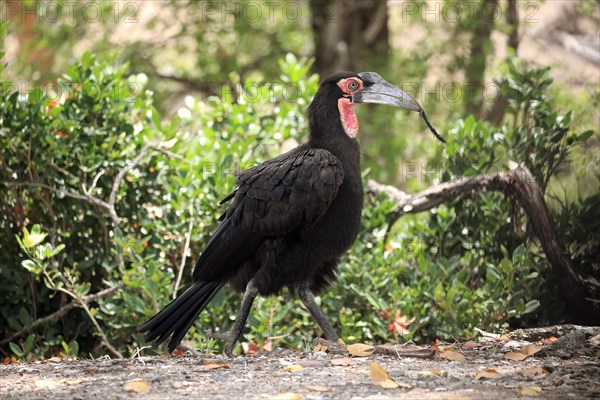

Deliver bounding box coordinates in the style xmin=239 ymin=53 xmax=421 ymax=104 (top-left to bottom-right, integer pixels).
xmin=9 ymin=342 xmax=24 ymax=357
xmin=577 ymin=130 xmax=594 ymax=142
xmin=23 ymin=225 xmax=47 ymax=248
xmin=524 ymin=300 xmax=540 ymax=314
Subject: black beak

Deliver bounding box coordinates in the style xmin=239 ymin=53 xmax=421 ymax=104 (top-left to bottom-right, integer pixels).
xmin=353 ymin=72 xmax=446 ymax=144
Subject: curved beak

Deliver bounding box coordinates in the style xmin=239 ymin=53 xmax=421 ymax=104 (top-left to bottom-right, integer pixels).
xmin=353 ymin=72 xmax=446 ymax=144
xmin=353 ymin=72 xmax=421 ymax=112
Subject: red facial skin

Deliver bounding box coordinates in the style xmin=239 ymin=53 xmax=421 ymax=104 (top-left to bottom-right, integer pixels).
xmin=336 ymin=77 xmax=363 ymax=138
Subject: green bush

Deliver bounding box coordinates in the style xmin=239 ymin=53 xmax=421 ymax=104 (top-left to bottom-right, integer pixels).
xmin=1 ymin=45 xmax=596 ymax=359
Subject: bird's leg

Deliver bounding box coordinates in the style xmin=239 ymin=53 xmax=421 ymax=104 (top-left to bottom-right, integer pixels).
xmin=206 ymin=279 xmax=258 ymax=356
xmin=298 ymin=284 xmax=339 ymax=341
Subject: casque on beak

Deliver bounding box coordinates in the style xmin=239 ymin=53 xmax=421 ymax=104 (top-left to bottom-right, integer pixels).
xmin=352 ymin=72 xmax=421 ymax=111
xmin=352 ymin=72 xmax=447 ymax=144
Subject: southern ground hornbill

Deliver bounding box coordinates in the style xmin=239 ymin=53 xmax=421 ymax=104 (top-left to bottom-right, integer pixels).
xmin=140 ymin=72 xmax=445 ymax=355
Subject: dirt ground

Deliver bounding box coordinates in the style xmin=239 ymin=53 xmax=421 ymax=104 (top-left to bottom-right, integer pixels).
xmin=1 ymin=325 xmax=599 ymax=400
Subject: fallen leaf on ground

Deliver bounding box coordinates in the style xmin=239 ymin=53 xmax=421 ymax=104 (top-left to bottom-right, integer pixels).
xmin=418 ymin=370 xmax=444 ymax=376
xmin=1 ymin=358 xmax=10 ymax=365
xmin=331 ymin=357 xmax=353 ymax=366
xmin=263 ymin=341 xmax=272 ymax=352
xmin=517 ymin=386 xmax=542 ymax=397
xmin=313 ymin=342 xmax=328 ymax=352
xmin=521 ymin=367 xmax=551 ymax=377
xmin=283 ymin=364 xmax=304 ymax=373
xmin=202 ymin=361 xmax=230 ymax=370
xmin=347 ymin=343 xmax=375 ymax=357
xmin=438 ymin=351 xmax=466 ymax=361
xmin=124 ymin=379 xmax=150 ymax=393
xmin=521 ymin=344 xmax=542 ymax=356
xmin=171 ymin=349 xmax=185 ymax=356
xmin=440 ymin=343 xmax=457 ymax=352
xmin=543 ymin=336 xmax=557 ymax=343
xmin=475 ymin=369 xmax=500 ymax=380
xmin=370 ymin=361 xmax=410 ymax=389
xmin=430 ymin=341 xmax=441 ymax=352
xmin=462 ymin=341 xmax=481 ymax=350
xmin=45 ymin=356 xmax=62 ymax=363
xmin=338 ymin=338 xmax=346 ymax=344
xmin=270 ymin=393 xmax=302 ymax=400
xmin=499 ymin=335 xmax=510 ymax=342
xmin=504 ymin=352 xmax=529 ymax=361
xmin=306 ymin=386 xmax=329 ymax=392
xmin=505 ymin=343 xmax=543 ymax=361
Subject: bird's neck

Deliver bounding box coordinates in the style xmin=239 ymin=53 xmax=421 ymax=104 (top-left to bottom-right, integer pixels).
xmin=308 ymin=131 xmax=361 ymax=181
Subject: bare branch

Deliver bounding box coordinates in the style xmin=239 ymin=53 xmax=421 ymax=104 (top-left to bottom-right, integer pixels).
xmin=109 ymin=144 xmax=151 ymax=206
xmin=0 ymin=285 xmax=123 ymax=347
xmin=173 ymin=203 xmax=195 ymax=299
xmin=368 ymin=162 xmax=597 ymax=320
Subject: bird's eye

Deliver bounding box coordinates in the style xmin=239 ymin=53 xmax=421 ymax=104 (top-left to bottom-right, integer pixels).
xmin=347 ymin=81 xmax=359 ymax=91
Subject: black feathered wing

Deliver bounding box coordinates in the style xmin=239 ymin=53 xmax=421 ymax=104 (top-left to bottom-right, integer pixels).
xmin=193 ymin=147 xmax=344 ymax=282
xmin=140 ymin=147 xmax=344 ymax=351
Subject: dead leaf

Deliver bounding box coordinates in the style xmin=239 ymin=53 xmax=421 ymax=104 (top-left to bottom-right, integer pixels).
xmin=430 ymin=341 xmax=441 ymax=353
xmin=1 ymin=358 xmax=9 ymax=365
xmin=283 ymin=364 xmax=304 ymax=373
xmin=171 ymin=349 xmax=185 ymax=356
xmin=202 ymin=361 xmax=230 ymax=370
xmin=521 ymin=367 xmax=551 ymax=377
xmin=543 ymin=336 xmax=557 ymax=343
xmin=521 ymin=344 xmax=542 ymax=356
xmin=499 ymin=335 xmax=510 ymax=342
xmin=347 ymin=343 xmax=375 ymax=357
xmin=475 ymin=369 xmax=500 ymax=380
xmin=306 ymin=386 xmax=329 ymax=392
xmin=438 ymin=351 xmax=466 ymax=361
xmin=440 ymin=343 xmax=457 ymax=352
xmin=331 ymin=357 xmax=353 ymax=366
xmin=418 ymin=370 xmax=444 ymax=376
xmin=337 ymin=338 xmax=345 ymax=344
xmin=124 ymin=379 xmax=150 ymax=393
xmin=504 ymin=352 xmax=529 ymax=361
xmin=517 ymin=386 xmax=542 ymax=397
xmin=462 ymin=341 xmax=481 ymax=350
xmin=271 ymin=393 xmax=302 ymax=400
xmin=46 ymin=356 xmax=62 ymax=363
xmin=313 ymin=342 xmax=328 ymax=352
xmin=263 ymin=340 xmax=272 ymax=352
xmin=10 ymin=357 xmax=19 ymax=364
xmin=369 ymin=361 xmax=410 ymax=389
xmin=505 ymin=343 xmax=543 ymax=361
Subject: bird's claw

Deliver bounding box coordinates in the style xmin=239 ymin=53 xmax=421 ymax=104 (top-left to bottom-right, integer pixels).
xmin=204 ymin=330 xmax=240 ymax=357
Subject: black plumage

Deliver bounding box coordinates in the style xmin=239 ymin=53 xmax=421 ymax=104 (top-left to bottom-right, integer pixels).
xmin=139 ymin=71 xmax=442 ymax=354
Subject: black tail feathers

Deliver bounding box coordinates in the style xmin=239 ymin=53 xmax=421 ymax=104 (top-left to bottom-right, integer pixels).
xmin=139 ymin=279 xmax=226 ymax=352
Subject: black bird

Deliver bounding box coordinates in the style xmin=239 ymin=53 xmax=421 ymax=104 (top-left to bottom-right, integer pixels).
xmin=139 ymin=72 xmax=444 ymax=355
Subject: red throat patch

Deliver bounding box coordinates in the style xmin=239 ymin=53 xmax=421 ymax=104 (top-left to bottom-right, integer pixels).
xmin=338 ymin=98 xmax=358 ymax=138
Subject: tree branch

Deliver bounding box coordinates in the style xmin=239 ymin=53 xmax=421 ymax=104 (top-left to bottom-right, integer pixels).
xmin=0 ymin=285 xmax=123 ymax=347
xmin=368 ymin=162 xmax=598 ymax=321
xmin=173 ymin=203 xmax=195 ymax=299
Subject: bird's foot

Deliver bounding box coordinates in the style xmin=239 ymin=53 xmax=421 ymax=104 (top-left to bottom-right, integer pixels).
xmin=205 ymin=330 xmax=241 ymax=357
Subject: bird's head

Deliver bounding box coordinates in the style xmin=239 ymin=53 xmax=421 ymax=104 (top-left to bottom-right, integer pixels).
xmin=310 ymin=71 xmax=445 ymax=144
